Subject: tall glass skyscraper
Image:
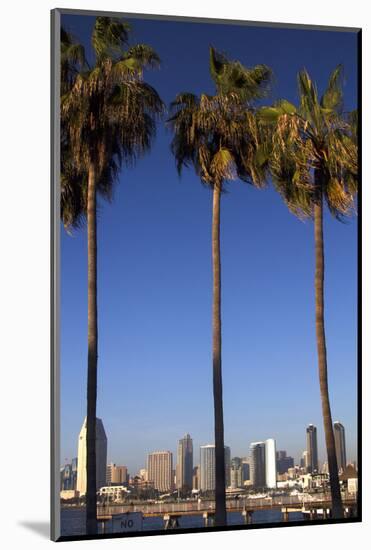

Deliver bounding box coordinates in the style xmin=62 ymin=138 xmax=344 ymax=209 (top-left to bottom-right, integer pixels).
xmin=333 ymin=421 xmax=347 ymax=472
xmin=306 ymin=424 xmax=319 ymax=473
xmin=250 ymin=442 xmax=266 ymax=488
xmin=176 ymin=433 xmax=193 ymax=491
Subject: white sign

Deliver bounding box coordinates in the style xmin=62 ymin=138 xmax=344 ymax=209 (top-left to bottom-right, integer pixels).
xmin=111 ymin=512 xmax=143 ymax=533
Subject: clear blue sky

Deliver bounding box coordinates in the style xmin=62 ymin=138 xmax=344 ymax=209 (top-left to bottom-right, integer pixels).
xmin=60 ymin=14 xmax=358 ymax=474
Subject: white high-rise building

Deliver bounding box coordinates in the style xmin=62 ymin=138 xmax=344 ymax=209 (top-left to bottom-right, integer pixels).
xmin=302 ymin=450 xmax=310 ymax=471
xmin=139 ymin=468 xmax=148 ymax=481
xmin=200 ymin=444 xmax=231 ymax=492
xmin=265 ymin=438 xmax=277 ymax=488
xmin=76 ymin=417 xmax=107 ymax=495
xmin=147 ymin=451 xmax=173 ymax=492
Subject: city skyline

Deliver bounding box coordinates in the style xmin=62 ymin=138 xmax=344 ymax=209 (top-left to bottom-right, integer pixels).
xmin=61 ymin=419 xmax=354 ymax=480
xmin=60 ymin=14 xmax=358 ymax=478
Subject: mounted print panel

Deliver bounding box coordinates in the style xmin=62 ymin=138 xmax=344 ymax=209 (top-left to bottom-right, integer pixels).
xmin=51 ymin=8 xmax=361 ymax=542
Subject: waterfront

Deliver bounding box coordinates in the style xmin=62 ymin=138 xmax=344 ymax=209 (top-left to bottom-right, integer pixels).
xmin=61 ymin=507 xmax=305 ymax=537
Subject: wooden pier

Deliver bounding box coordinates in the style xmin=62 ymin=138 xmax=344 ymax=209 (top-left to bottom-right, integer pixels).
xmin=97 ymin=494 xmax=357 ymax=530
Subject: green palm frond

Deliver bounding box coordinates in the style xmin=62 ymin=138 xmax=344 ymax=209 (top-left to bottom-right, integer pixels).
xmin=92 ymin=17 xmax=130 ymax=62
xmin=210 ymin=148 xmax=237 ymax=182
xmin=259 ymin=66 xmax=358 ymax=221
xmin=348 ymin=109 xmax=358 ymax=144
xmin=125 ymin=44 xmax=161 ymax=69
xmin=61 ymin=16 xmax=164 ymax=229
xmin=61 ymin=27 xmax=87 ymax=94
xmin=320 ymin=64 xmax=343 ymax=113
xmin=298 ymin=69 xmax=322 ymax=130
xmin=209 ymin=46 xmax=272 ymax=103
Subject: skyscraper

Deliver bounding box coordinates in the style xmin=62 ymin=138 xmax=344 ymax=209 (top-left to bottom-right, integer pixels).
xmin=106 ymin=463 xmax=128 ymax=485
xmin=333 ymin=421 xmax=347 ymax=472
xmin=224 ymin=446 xmax=231 ymax=487
xmin=71 ymin=457 xmax=78 ymax=490
xmin=200 ymin=444 xmax=231 ymax=492
xmin=276 ymin=451 xmax=294 ymax=474
xmin=250 ymin=442 xmax=266 ymax=488
xmin=230 ymin=457 xmax=243 ymax=489
xmin=147 ymin=451 xmax=173 ymax=492
xmin=306 ymin=424 xmax=319 ymax=473
xmin=241 ymin=458 xmax=250 ymax=483
xmin=192 ymin=465 xmax=200 ymax=490
xmin=176 ymin=433 xmax=193 ymax=491
xmin=76 ymin=417 xmax=107 ymax=495
xmin=301 ymin=450 xmax=310 ymax=472
xmin=265 ymin=439 xmax=277 ymax=488
xmin=61 ymin=463 xmax=73 ymax=491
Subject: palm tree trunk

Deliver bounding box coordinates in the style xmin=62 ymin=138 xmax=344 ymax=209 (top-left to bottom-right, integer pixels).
xmin=86 ymin=162 xmax=98 ymax=534
xmin=314 ymin=169 xmax=343 ymax=519
xmin=212 ymin=182 xmax=227 ymax=526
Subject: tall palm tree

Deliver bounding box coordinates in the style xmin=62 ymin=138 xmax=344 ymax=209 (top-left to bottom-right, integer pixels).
xmin=169 ymin=47 xmax=271 ymax=526
xmin=61 ymin=17 xmax=163 ymax=534
xmin=258 ymin=66 xmax=357 ymax=518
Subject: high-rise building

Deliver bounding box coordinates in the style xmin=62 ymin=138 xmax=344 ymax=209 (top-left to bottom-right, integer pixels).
xmin=241 ymin=458 xmax=250 ymax=483
xmin=76 ymin=417 xmax=107 ymax=495
xmin=61 ymin=463 xmax=73 ymax=491
xmin=147 ymin=451 xmax=173 ymax=493
xmin=176 ymin=434 xmax=193 ymax=491
xmin=334 ymin=421 xmax=347 ymax=472
xmin=306 ymin=424 xmax=319 ymax=473
xmin=250 ymin=442 xmax=266 ymax=488
xmin=192 ymin=466 xmax=200 ymax=490
xmin=265 ymin=439 xmax=277 ymax=488
xmin=224 ymin=446 xmax=231 ymax=487
xmin=139 ymin=468 xmax=148 ymax=481
xmin=71 ymin=457 xmax=78 ymax=490
xmin=301 ymin=450 xmax=310 ymax=472
xmin=200 ymin=444 xmax=231 ymax=492
xmin=276 ymin=450 xmax=294 ymax=474
xmin=230 ymin=457 xmax=243 ymax=489
xmin=106 ymin=463 xmax=128 ymax=485
xmin=276 ymin=450 xmax=287 ymax=460
xmin=106 ymin=463 xmax=113 ymax=485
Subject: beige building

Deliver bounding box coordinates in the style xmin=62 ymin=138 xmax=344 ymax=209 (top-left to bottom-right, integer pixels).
xmin=76 ymin=417 xmax=107 ymax=495
xmin=139 ymin=468 xmax=148 ymax=481
xmin=147 ymin=451 xmax=173 ymax=492
xmin=60 ymin=490 xmax=79 ymax=500
xmin=106 ymin=463 xmax=128 ymax=485
xmin=192 ymin=465 xmax=200 ymax=491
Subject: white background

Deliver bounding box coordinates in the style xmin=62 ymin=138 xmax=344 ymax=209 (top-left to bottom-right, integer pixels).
xmin=0 ymin=0 xmax=368 ymax=548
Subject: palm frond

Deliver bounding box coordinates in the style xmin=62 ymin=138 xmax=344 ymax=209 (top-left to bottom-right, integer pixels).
xmin=209 ymin=46 xmax=272 ymax=103
xmin=61 ymin=16 xmax=164 ymax=229
xmin=260 ymin=66 xmax=358 ymax=221
xmin=320 ymin=64 xmax=343 ymax=113
xmin=92 ymin=17 xmax=130 ymax=62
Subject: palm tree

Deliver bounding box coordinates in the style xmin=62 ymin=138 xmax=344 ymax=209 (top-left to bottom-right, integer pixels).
xmin=61 ymin=17 xmax=163 ymax=534
xmin=169 ymin=47 xmax=271 ymax=526
xmin=258 ymin=66 xmax=357 ymax=518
